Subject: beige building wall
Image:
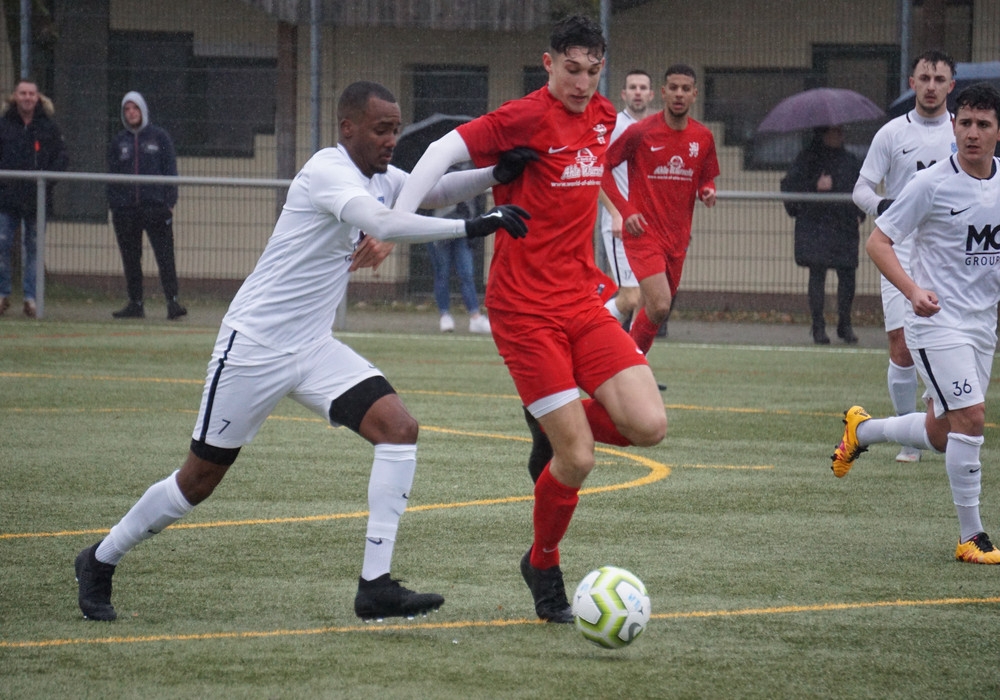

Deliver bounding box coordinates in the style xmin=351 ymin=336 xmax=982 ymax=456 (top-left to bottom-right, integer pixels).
xmin=12 ymin=0 xmax=1000 ymax=301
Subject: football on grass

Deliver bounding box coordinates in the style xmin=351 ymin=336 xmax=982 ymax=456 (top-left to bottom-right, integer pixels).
xmin=571 ymin=565 xmax=650 ymax=649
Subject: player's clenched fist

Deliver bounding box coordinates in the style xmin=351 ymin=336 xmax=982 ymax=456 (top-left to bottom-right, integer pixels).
xmin=464 ymin=205 xmax=531 ymax=239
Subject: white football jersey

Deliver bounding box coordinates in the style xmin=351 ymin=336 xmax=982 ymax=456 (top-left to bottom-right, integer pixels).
xmin=859 ymin=110 xmax=956 ymax=271
xmin=223 ymin=145 xmax=407 ymax=353
xmin=860 ymin=110 xmax=956 ymax=199
xmin=877 ymin=155 xmax=1000 ymax=353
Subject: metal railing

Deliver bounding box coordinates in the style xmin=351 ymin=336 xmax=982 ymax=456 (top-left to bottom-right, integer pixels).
xmin=0 ymin=170 xmax=870 ymax=317
xmin=0 ymin=170 xmax=292 ymax=319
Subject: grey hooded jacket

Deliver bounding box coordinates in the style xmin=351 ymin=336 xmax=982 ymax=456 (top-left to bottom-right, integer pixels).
xmin=106 ymin=91 xmax=178 ymax=210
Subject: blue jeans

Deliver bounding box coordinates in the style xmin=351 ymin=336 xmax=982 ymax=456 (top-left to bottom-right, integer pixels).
xmin=428 ymin=238 xmax=480 ymax=314
xmin=0 ymin=211 xmax=37 ymax=299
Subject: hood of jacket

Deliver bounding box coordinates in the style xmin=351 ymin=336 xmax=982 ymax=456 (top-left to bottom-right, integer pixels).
xmin=120 ymin=91 xmax=150 ymax=133
xmin=3 ymin=92 xmax=55 ymax=122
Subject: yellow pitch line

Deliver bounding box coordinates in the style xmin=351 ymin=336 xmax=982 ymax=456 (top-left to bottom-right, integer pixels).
xmin=0 ymin=371 xmax=200 ymax=384
xmin=657 ymin=596 xmax=1000 ymax=619
xmin=682 ymin=464 xmax=774 ymax=470
xmin=0 ymin=439 xmax=670 ymax=540
xmin=17 ymin=372 xmax=996 ymax=429
xmin=3 ymin=596 xmax=997 ymax=649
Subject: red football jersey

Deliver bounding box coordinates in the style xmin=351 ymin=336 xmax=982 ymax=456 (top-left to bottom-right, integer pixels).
xmin=457 ymin=87 xmax=617 ymax=313
xmin=602 ymin=113 xmax=719 ymax=254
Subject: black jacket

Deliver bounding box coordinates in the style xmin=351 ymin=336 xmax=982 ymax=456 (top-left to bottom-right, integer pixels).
xmin=0 ymin=98 xmax=68 ymax=216
xmin=106 ymin=92 xmax=178 ymax=210
xmin=781 ymin=135 xmax=865 ymax=269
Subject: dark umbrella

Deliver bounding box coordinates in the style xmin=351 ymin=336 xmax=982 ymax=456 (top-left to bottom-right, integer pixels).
xmin=887 ymin=61 xmax=1000 ymax=118
xmin=390 ymin=113 xmax=473 ymax=172
xmin=756 ymin=88 xmax=885 ymax=133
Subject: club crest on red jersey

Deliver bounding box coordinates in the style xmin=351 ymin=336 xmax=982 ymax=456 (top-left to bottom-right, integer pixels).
xmin=559 ymin=148 xmax=604 ymax=183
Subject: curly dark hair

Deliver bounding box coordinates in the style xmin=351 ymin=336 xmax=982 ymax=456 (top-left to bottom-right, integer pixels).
xmin=549 ymin=14 xmax=606 ymax=60
xmin=954 ymin=82 xmax=1000 ymax=122
xmin=910 ymin=49 xmax=956 ymax=78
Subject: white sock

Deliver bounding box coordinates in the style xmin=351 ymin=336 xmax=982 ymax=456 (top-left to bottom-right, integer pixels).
xmin=855 ymin=413 xmax=931 ymax=451
xmin=96 ymin=470 xmax=193 ymax=565
xmin=945 ymin=432 xmax=985 ymax=542
xmin=888 ymin=361 xmax=918 ymax=416
xmin=361 ymin=444 xmax=416 ymax=581
xmin=604 ymin=297 xmax=624 ymax=323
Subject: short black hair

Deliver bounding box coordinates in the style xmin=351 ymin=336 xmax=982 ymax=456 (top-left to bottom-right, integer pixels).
xmin=910 ymin=49 xmax=957 ymax=78
xmin=337 ymin=81 xmax=396 ymax=123
xmin=550 ymin=15 xmax=606 ymax=60
xmin=623 ymin=69 xmax=652 ymax=87
xmin=664 ymin=63 xmax=697 ymax=83
xmin=954 ymin=82 xmax=1000 ymax=122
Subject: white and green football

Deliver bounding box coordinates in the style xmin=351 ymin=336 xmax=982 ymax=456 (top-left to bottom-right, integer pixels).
xmin=571 ymin=565 xmax=650 ymax=649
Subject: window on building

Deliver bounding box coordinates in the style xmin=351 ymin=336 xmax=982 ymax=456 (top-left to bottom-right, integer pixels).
xmin=704 ymin=44 xmax=899 ymax=170
xmin=108 ymin=31 xmax=276 ymax=158
xmin=523 ymin=67 xmax=548 ymax=95
xmin=404 ymin=65 xmax=490 ymax=297
xmin=911 ymin=0 xmax=973 ymax=62
xmin=410 ymin=64 xmax=489 ymax=121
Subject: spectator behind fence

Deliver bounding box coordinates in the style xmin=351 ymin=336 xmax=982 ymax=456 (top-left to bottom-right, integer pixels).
xmin=107 ymin=91 xmax=186 ymax=320
xmin=0 ymin=78 xmax=68 ymax=318
xmin=426 ymin=178 xmax=491 ymax=334
xmin=781 ymin=126 xmax=865 ymax=345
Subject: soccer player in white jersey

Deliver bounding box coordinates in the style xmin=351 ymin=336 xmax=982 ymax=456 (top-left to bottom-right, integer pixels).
xmin=599 ymin=69 xmax=655 ymax=327
xmin=74 ymin=81 xmax=531 ymax=621
xmin=833 ymin=83 xmax=1000 ymax=564
xmin=853 ymin=50 xmax=957 ymax=463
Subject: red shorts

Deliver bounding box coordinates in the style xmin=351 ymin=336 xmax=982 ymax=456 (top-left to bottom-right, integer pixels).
xmin=624 ymin=231 xmax=687 ymax=297
xmin=488 ymin=302 xmax=648 ymax=407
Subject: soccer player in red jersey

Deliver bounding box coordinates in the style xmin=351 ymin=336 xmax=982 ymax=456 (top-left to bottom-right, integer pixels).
xmin=602 ymin=64 xmax=720 ymax=353
xmin=395 ymin=15 xmax=666 ymax=623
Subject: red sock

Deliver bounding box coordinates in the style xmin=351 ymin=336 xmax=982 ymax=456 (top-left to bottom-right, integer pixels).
xmin=629 ymin=307 xmax=659 ymax=354
xmin=531 ymin=465 xmax=580 ymax=569
xmin=582 ymin=398 xmax=630 ymax=446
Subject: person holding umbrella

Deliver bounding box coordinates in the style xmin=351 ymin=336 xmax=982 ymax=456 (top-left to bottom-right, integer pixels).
xmin=852 ymin=50 xmax=956 ymax=463
xmin=781 ymin=126 xmax=866 ymax=344
xmin=759 ymin=86 xmax=882 ymax=343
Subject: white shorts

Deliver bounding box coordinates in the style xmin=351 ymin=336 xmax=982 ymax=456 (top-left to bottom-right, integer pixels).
xmin=601 ymin=227 xmax=638 ymax=288
xmin=915 ymin=345 xmax=992 ymax=418
xmin=191 ymin=325 xmax=384 ymax=448
xmin=880 ymin=275 xmax=908 ymax=332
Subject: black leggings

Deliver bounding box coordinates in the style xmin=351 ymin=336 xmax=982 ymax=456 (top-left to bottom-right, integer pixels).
xmin=808 ymin=265 xmax=855 ymax=330
xmin=112 ymin=204 xmax=179 ymax=302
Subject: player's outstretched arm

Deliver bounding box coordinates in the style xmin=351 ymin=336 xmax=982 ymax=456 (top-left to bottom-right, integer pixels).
xmin=414 ymin=146 xmax=538 ymax=211
xmin=342 ymin=197 xmax=529 ymax=246
xmin=395 ymin=131 xmax=471 ymax=214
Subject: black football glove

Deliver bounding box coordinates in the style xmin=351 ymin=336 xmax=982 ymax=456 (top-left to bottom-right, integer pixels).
xmin=464 ymin=205 xmax=531 ymax=240
xmin=876 ymin=198 xmax=894 ymax=215
xmin=492 ymin=147 xmax=540 ymax=185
